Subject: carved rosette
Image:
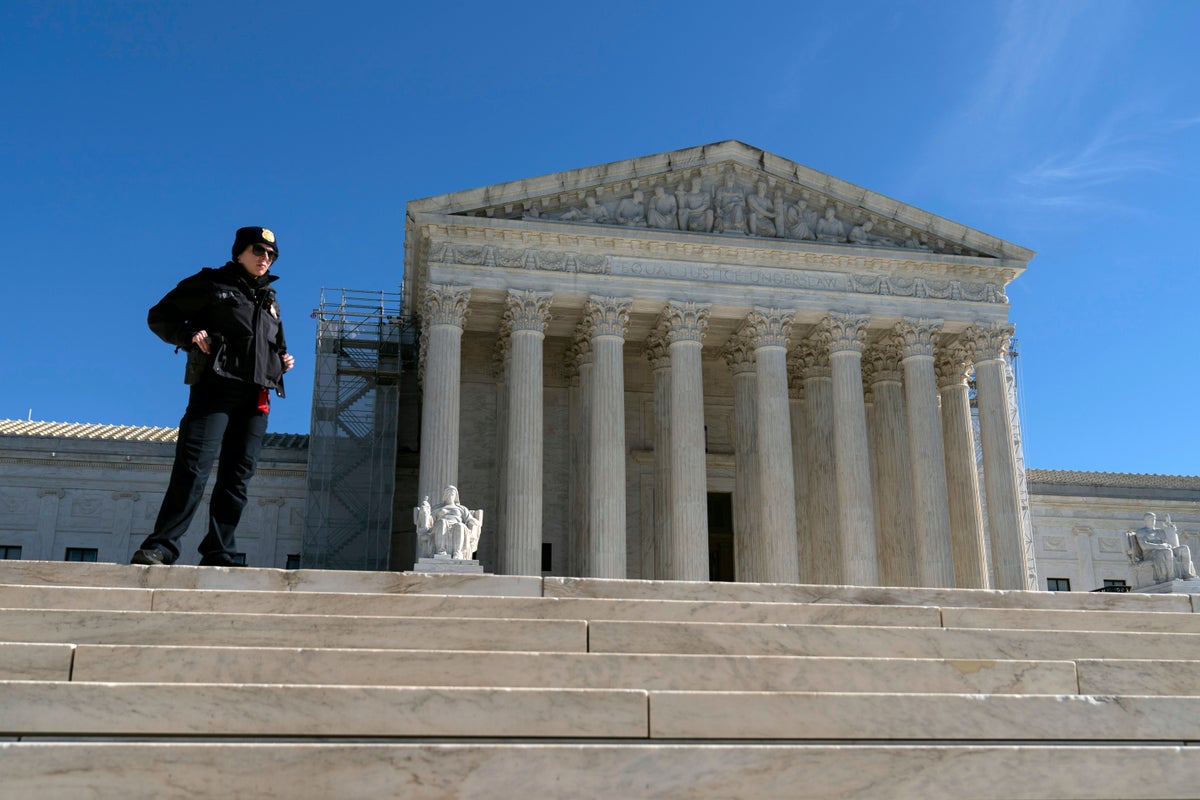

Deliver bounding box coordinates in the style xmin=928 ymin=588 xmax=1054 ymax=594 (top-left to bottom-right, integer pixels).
xmin=644 ymin=329 xmax=671 ymax=370
xmin=422 ymin=284 xmax=472 ymax=328
xmin=661 ymin=300 xmax=711 ymax=345
xmin=503 ymin=290 xmax=553 ymax=334
xmin=744 ymin=307 xmax=794 ymax=349
xmin=934 ymin=343 xmax=974 ymax=389
xmin=791 ymin=337 xmax=832 ymax=379
xmin=722 ymin=331 xmax=757 ymax=375
xmin=861 ymin=337 xmax=904 ymax=385
xmin=893 ymin=318 xmax=943 ymax=360
xmin=821 ymin=312 xmax=871 ymax=355
xmin=962 ymin=322 xmax=1016 ymax=363
xmin=584 ymin=296 xmax=633 ymax=339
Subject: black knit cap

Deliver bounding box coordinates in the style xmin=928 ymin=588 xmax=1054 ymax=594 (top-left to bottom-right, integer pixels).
xmin=231 ymin=227 xmax=280 ymax=262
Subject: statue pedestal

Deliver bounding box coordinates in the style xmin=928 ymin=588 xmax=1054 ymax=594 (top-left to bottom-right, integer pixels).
xmin=1137 ymin=577 xmax=1200 ymax=594
xmin=411 ymin=556 xmax=486 ymax=574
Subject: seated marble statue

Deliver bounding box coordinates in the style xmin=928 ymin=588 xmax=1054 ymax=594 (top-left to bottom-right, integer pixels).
xmin=848 ymin=218 xmax=897 ymax=247
xmin=614 ymin=190 xmax=647 ymax=226
xmin=647 ymin=185 xmax=678 ymax=229
xmin=816 ymin=206 xmax=846 ymax=242
xmin=746 ymin=182 xmax=778 ymax=237
xmin=676 ymin=177 xmax=714 ymax=232
xmin=1129 ymin=511 xmax=1196 ymax=582
xmin=784 ymin=201 xmax=816 ymax=240
xmin=713 ymin=173 xmax=746 ymax=234
xmin=414 ymin=485 xmax=483 ymax=560
xmin=557 ymin=196 xmax=610 ymax=224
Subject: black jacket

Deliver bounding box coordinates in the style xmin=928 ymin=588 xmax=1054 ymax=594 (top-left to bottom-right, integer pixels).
xmin=148 ymin=262 xmax=288 ymax=396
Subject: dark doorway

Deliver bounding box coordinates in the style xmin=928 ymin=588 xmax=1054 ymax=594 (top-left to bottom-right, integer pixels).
xmin=707 ymin=492 xmax=735 ymax=582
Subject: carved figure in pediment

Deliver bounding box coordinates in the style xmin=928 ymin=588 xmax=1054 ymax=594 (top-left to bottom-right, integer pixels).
xmin=902 ymin=228 xmax=932 ymax=251
xmin=746 ymin=181 xmax=779 ymax=238
xmin=557 ymin=195 xmax=610 ymax=225
xmin=816 ymin=206 xmax=847 ymax=242
xmin=647 ymin=185 xmax=678 ymax=229
xmin=676 ymin=177 xmax=714 ymax=233
xmin=615 ymin=189 xmax=647 ymax=227
xmin=713 ymin=172 xmax=747 ymax=235
xmin=784 ymin=200 xmax=817 ymax=240
xmin=848 ymin=218 xmax=899 ymax=248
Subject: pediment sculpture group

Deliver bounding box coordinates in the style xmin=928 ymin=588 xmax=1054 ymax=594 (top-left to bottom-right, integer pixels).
xmin=1128 ymin=511 xmax=1197 ymax=583
xmin=523 ymin=173 xmax=933 ymax=252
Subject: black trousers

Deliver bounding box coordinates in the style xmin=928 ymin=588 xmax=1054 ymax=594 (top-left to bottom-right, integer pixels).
xmin=140 ymin=377 xmax=269 ymax=563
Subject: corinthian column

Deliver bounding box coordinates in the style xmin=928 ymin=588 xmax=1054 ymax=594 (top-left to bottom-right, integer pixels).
xmin=585 ymin=296 xmax=632 ymax=579
xmin=661 ymin=301 xmax=711 ymax=581
xmin=964 ymin=322 xmax=1031 ymax=590
xmin=566 ymin=331 xmax=592 ymax=578
xmin=501 ymin=290 xmax=552 ymax=576
xmin=895 ymin=318 xmax=955 ymax=587
xmin=862 ymin=339 xmax=916 ymax=587
xmin=786 ymin=363 xmax=810 ymax=582
xmin=821 ymin=312 xmax=878 ymax=586
xmin=793 ymin=338 xmax=838 ymax=583
xmin=418 ymin=285 xmax=470 ymax=504
xmin=935 ymin=343 xmax=989 ymax=588
xmin=746 ymin=308 xmax=799 ymax=584
xmin=724 ymin=332 xmax=758 ymax=582
xmin=645 ymin=331 xmax=672 ymax=581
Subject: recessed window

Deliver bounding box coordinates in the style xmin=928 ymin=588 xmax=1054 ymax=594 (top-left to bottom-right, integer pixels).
xmin=541 ymin=543 xmax=553 ymax=572
xmin=286 ymin=553 xmax=301 ymax=570
xmin=1101 ymin=579 xmax=1130 ymax=593
xmin=64 ymin=547 xmax=98 ymax=563
xmin=1046 ymin=577 xmax=1071 ymax=592
xmin=0 ymin=545 xmax=21 ymax=560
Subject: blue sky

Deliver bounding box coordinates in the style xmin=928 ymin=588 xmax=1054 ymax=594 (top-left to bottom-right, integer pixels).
xmin=1 ymin=1 xmax=1196 ymax=476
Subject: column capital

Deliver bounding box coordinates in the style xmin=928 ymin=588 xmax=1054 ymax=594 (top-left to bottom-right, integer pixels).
xmin=894 ymin=318 xmax=944 ymax=359
xmin=422 ymin=284 xmax=472 ymax=328
xmin=584 ymin=296 xmax=632 ymax=339
xmin=660 ymin=300 xmax=711 ymax=344
xmin=492 ymin=335 xmax=511 ymax=381
xmin=744 ymin=307 xmax=794 ymax=349
xmin=564 ymin=327 xmax=593 ymax=383
xmin=792 ymin=337 xmax=832 ymax=379
xmin=821 ymin=312 xmax=871 ymax=354
xmin=722 ymin=331 xmax=757 ymax=375
xmin=963 ymin=322 xmax=1015 ymax=363
xmin=861 ymin=338 xmax=904 ymax=385
xmin=934 ymin=343 xmax=974 ymax=389
xmin=644 ymin=329 xmax=671 ymax=370
xmin=503 ymin=290 xmax=553 ymax=334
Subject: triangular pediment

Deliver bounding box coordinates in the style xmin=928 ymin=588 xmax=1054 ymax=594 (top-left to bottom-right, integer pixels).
xmin=407 ymin=141 xmax=1034 ymax=262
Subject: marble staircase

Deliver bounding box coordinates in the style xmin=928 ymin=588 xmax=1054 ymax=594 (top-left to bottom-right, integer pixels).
xmin=1 ymin=560 xmax=1198 ymax=799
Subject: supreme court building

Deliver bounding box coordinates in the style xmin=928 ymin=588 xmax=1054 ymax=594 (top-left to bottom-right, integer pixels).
xmin=402 ymin=141 xmax=1037 ymax=590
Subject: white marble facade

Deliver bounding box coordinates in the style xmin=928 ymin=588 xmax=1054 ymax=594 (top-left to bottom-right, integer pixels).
xmin=403 ymin=141 xmax=1038 ymax=588
xmin=0 ymin=421 xmax=308 ymax=567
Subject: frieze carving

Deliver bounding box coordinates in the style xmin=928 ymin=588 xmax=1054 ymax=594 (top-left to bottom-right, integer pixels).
xmin=660 ymin=301 xmax=711 ymax=345
xmin=485 ymin=168 xmax=987 ymax=256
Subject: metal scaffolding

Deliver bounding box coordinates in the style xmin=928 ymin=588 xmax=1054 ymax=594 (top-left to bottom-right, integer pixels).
xmin=301 ymin=288 xmax=413 ymax=570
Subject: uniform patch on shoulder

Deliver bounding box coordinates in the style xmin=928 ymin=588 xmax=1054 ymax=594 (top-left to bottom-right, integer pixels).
xmin=261 ymin=229 xmax=275 ymax=243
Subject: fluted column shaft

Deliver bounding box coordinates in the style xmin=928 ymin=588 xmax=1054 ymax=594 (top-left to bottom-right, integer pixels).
xmin=787 ymin=378 xmax=810 ymax=582
xmin=646 ymin=333 xmax=671 ymax=581
xmin=966 ymin=322 xmax=1031 ymax=589
xmin=863 ymin=342 xmax=916 ymax=586
xmin=568 ymin=334 xmax=593 ymax=578
xmin=501 ymin=291 xmax=552 ymax=576
xmin=936 ymin=345 xmax=989 ymax=588
xmin=661 ymin=301 xmax=711 ymax=581
xmin=822 ymin=313 xmax=878 ymax=585
xmin=726 ymin=334 xmax=758 ymax=582
xmin=795 ymin=340 xmax=838 ymax=583
xmin=418 ymin=285 xmax=470 ymax=504
xmin=747 ymin=308 xmax=799 ymax=584
xmin=586 ymin=297 xmax=632 ymax=579
xmin=896 ymin=319 xmax=955 ymax=587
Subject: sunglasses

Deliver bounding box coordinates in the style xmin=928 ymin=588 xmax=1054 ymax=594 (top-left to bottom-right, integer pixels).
xmin=251 ymin=244 xmax=277 ymax=261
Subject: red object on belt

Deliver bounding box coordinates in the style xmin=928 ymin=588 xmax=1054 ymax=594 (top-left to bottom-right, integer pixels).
xmin=257 ymin=388 xmax=271 ymax=414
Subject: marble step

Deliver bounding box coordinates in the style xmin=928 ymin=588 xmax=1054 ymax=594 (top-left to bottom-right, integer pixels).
xmin=40 ymin=643 xmax=1075 ymax=694
xmin=0 ymin=609 xmax=586 ymax=651
xmin=4 ymin=742 xmax=1197 ymax=800
xmin=4 ymin=560 xmax=1196 ymax=613
xmin=6 ymin=681 xmax=1200 ymax=743
xmin=588 ymin=620 xmax=1200 ymax=661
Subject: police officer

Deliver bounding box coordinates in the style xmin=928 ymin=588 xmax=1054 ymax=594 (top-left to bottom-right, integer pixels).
xmin=132 ymin=227 xmax=295 ymax=566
